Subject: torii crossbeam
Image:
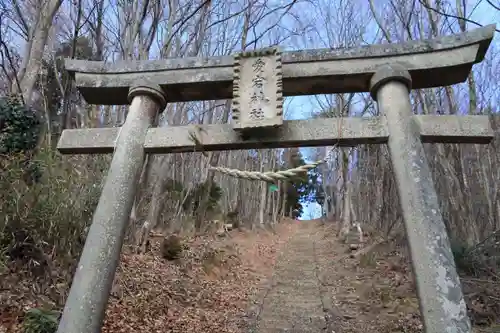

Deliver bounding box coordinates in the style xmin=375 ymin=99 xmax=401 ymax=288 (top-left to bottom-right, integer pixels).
xmin=56 ymin=25 xmax=496 ymax=333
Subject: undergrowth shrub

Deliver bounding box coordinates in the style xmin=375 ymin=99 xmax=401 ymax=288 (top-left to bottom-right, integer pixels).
xmin=183 ymin=181 xmax=223 ymax=213
xmin=451 ymin=240 xmax=477 ymax=275
xmin=0 ymin=147 xmax=108 ymax=273
xmin=22 ymin=308 xmax=59 ymax=333
xmin=451 ymin=237 xmax=500 ymax=278
xmin=0 ymin=94 xmax=41 ymax=154
xmin=161 ymin=235 xmax=183 ymax=260
xmin=0 ymin=94 xmax=43 ymax=186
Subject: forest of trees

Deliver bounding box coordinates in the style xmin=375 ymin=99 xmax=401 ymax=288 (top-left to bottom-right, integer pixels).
xmin=0 ymin=0 xmax=498 ymax=300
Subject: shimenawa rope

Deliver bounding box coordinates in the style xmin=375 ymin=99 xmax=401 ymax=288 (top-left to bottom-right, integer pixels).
xmin=188 ymin=125 xmax=339 ymax=183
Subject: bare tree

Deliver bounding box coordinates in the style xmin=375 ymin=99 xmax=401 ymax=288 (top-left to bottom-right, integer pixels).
xmin=11 ymin=0 xmax=64 ymax=103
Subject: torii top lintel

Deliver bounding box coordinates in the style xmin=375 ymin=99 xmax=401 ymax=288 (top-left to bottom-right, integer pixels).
xmin=65 ymin=25 xmax=495 ymax=105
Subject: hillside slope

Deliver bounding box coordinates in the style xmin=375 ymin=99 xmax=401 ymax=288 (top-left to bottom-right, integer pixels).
xmin=1 ymin=219 xmax=499 ymax=333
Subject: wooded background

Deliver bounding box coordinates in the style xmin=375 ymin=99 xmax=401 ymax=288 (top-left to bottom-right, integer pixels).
xmin=0 ymin=0 xmax=498 ymax=279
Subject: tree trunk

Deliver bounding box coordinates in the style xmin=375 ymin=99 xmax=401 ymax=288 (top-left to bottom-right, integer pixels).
xmin=15 ymin=0 xmax=64 ymax=104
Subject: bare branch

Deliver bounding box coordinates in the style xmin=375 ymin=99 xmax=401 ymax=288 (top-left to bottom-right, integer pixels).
xmin=417 ymin=0 xmax=500 ymax=33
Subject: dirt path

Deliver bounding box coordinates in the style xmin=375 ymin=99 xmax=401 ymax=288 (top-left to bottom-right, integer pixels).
xmin=244 ymin=220 xmax=337 ymax=332
xmin=244 ymin=220 xmax=422 ymax=333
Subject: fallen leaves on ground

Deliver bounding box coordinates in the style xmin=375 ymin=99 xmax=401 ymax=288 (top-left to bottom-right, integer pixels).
xmin=102 ymin=221 xmax=299 ymax=333
xmin=3 ymin=219 xmax=497 ymax=333
xmin=315 ymin=223 xmax=499 ymax=333
xmin=0 ymin=220 xmax=299 ymax=333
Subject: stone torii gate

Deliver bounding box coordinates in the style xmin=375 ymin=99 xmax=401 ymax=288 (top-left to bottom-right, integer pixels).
xmin=56 ymin=25 xmax=495 ymax=333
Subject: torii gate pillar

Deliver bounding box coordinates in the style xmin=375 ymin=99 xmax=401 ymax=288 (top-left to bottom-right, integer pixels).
xmin=56 ymin=83 xmax=167 ymax=333
xmin=370 ymin=64 xmax=470 ymax=333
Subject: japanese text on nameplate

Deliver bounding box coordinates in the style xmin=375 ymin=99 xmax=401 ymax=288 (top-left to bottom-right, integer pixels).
xmin=249 ymin=58 xmax=267 ymax=120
